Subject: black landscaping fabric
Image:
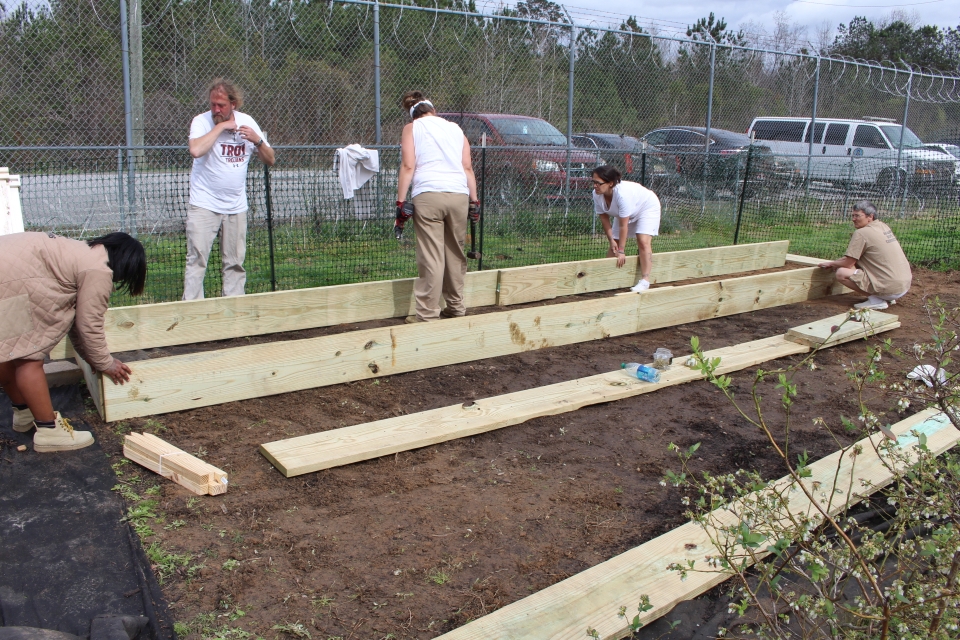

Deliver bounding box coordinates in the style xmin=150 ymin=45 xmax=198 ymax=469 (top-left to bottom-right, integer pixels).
xmin=0 ymin=386 xmax=174 ymax=640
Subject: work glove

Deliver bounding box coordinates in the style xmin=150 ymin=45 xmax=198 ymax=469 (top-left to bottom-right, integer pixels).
xmin=394 ymin=200 xmax=414 ymax=240
xmin=468 ymin=200 xmax=481 ymax=222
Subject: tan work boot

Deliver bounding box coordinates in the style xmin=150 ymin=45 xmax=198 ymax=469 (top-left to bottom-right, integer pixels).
xmin=12 ymin=406 xmax=36 ymax=433
xmin=34 ymin=412 xmax=94 ymax=452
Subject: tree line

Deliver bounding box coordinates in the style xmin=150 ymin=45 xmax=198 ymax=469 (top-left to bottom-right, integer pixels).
xmin=0 ymin=0 xmax=957 ymax=151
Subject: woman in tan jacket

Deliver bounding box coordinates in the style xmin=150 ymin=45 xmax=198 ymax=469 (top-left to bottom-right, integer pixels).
xmin=0 ymin=231 xmax=146 ymax=452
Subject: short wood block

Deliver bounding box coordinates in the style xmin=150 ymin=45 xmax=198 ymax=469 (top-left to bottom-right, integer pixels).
xmin=786 ymin=311 xmax=899 ymax=348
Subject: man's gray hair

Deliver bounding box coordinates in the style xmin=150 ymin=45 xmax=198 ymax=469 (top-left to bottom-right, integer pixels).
xmin=852 ymin=200 xmax=878 ymax=219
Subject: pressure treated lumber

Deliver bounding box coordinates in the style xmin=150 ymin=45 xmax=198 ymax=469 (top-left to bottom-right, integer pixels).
xmin=497 ymin=240 xmax=789 ymax=305
xmin=98 ymin=267 xmax=845 ymax=421
xmin=48 ymin=271 xmax=498 ymax=360
xmin=48 ymin=242 xmax=788 ymax=360
xmin=786 ymin=253 xmax=825 ymax=267
xmin=123 ymin=432 xmax=228 ymax=496
xmin=74 ymin=354 xmax=104 ymax=419
xmin=434 ymin=407 xmax=960 ymax=640
xmin=785 ymin=310 xmax=900 ymax=347
xmin=260 ymin=336 xmax=807 ymax=476
xmin=261 ymin=312 xmax=897 ymax=476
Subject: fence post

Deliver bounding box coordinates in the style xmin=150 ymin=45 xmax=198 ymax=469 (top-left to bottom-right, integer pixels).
xmin=373 ymin=0 xmax=381 ymax=146
xmin=702 ymin=43 xmax=715 ymax=216
xmin=805 ymin=57 xmax=821 ymax=199
xmin=897 ymin=71 xmax=913 ymax=217
xmin=129 ymin=0 xmax=144 ymax=152
xmin=128 ymin=0 xmax=144 ymax=236
xmin=478 ymin=134 xmax=486 ymax=271
xmin=264 ymin=164 xmax=277 ymax=292
xmin=564 ymin=23 xmax=575 ymax=219
xmin=639 ymin=140 xmax=647 ymax=187
xmin=117 ymin=148 xmax=125 ymax=232
xmin=733 ymin=135 xmax=754 ymax=245
xmin=119 ymin=0 xmax=135 ymax=235
xmin=843 ymin=155 xmax=854 ymax=214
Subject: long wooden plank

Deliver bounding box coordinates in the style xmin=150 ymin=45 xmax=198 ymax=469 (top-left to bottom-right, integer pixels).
xmin=49 ymin=242 xmax=788 ymax=360
xmin=74 ymin=354 xmax=104 ymax=418
xmin=260 ymin=335 xmax=810 ymax=477
xmin=100 ymin=267 xmax=844 ymax=422
xmin=261 ymin=312 xmax=897 ymax=476
xmin=49 ymin=271 xmax=498 ymax=360
xmin=434 ymin=407 xmax=960 ymax=639
xmin=497 ymin=241 xmax=789 ymax=305
xmin=785 ymin=310 xmax=899 ymax=347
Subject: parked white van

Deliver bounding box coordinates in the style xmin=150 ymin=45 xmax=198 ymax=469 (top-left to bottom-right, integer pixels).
xmin=747 ymin=117 xmax=957 ymax=191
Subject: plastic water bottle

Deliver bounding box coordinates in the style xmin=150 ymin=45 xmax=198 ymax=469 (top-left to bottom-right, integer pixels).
xmin=621 ymin=362 xmax=661 ymax=383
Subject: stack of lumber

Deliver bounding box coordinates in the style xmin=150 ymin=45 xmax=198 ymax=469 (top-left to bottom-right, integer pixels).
xmin=123 ymin=432 xmax=228 ymax=496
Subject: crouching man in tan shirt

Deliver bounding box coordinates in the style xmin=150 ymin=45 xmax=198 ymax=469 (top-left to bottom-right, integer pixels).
xmin=818 ymin=200 xmax=912 ymax=310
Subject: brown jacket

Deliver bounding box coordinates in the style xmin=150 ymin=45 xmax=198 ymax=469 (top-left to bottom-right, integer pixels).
xmin=0 ymin=232 xmax=115 ymax=370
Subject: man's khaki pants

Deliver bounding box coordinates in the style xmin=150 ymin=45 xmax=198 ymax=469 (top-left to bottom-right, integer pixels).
xmin=183 ymin=205 xmax=247 ymax=300
xmin=411 ymin=192 xmax=469 ymax=321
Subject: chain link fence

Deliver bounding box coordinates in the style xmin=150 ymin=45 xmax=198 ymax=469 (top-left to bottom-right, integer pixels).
xmin=2 ymin=0 xmax=958 ymax=304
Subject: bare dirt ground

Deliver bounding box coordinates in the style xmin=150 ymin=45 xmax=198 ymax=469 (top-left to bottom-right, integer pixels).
xmin=86 ymin=267 xmax=960 ymax=640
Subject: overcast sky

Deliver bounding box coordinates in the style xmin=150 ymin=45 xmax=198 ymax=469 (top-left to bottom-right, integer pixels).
xmin=501 ymin=1 xmax=959 ymax=49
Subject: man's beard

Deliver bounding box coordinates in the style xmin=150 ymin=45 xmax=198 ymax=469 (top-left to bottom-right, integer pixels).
xmin=212 ymin=112 xmax=232 ymax=124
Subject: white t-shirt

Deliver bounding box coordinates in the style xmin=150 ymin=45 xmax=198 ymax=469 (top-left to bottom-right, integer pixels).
xmin=411 ymin=116 xmax=469 ymax=198
xmin=593 ymin=180 xmax=660 ymax=222
xmin=188 ymin=111 xmax=269 ymax=215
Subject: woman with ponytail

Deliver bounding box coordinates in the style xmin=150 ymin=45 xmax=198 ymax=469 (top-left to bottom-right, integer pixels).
xmin=395 ymin=91 xmax=479 ymax=322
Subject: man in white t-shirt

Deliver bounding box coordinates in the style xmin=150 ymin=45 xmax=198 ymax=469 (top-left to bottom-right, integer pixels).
xmin=184 ymin=78 xmax=275 ymax=300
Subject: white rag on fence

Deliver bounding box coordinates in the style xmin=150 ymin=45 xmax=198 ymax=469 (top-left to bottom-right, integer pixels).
xmin=335 ymin=145 xmax=380 ymax=199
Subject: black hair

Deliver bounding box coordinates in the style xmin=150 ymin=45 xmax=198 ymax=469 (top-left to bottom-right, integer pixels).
xmin=88 ymin=232 xmax=147 ymax=296
xmin=401 ymin=90 xmax=436 ymax=120
xmin=592 ymin=165 xmax=622 ymax=185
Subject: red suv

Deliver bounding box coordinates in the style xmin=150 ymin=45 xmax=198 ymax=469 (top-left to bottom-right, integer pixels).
xmin=439 ymin=113 xmax=598 ymax=201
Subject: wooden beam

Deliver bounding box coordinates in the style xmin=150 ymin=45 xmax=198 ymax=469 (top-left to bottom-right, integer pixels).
xmin=99 ymin=267 xmax=844 ymax=422
xmin=785 ymin=311 xmax=900 ymax=348
xmin=497 ymin=241 xmax=788 ymax=305
xmin=433 ymin=408 xmax=960 ymax=640
xmin=786 ymin=253 xmax=825 ymax=267
xmin=260 ymin=313 xmax=897 ymax=477
xmin=74 ymin=354 xmax=104 ymax=419
xmin=260 ymin=336 xmax=810 ymax=477
xmin=50 ymin=271 xmax=498 ymax=360
xmin=48 ymin=242 xmax=788 ymax=360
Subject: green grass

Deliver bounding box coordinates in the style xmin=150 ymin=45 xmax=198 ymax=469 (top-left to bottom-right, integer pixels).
xmin=106 ymin=195 xmax=958 ymax=305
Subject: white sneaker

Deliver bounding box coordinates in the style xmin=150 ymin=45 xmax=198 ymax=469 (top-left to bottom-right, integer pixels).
xmin=12 ymin=406 xmax=35 ymax=433
xmin=630 ymin=280 xmax=651 ymax=293
xmin=33 ymin=412 xmax=95 ymax=452
xmin=854 ymin=296 xmax=889 ymax=310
